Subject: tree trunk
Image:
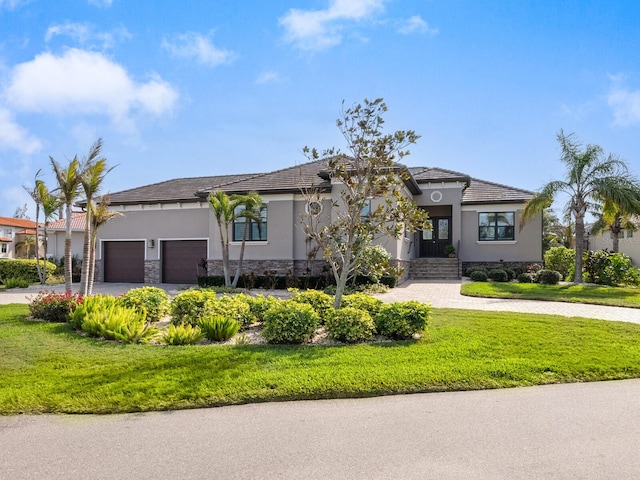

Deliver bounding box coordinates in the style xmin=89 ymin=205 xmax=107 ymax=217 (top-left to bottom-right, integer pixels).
xmin=231 ymin=222 xmax=250 ymax=288
xmin=63 ymin=204 xmax=73 ymax=294
xmin=42 ymin=223 xmax=48 ymax=284
xmin=34 ymin=205 xmax=44 ymax=284
xmin=79 ymin=209 xmax=92 ymax=296
xmin=611 ymin=214 xmax=622 ymax=253
xmin=333 ymin=249 xmax=352 ymax=309
xmin=573 ymin=213 xmax=585 ymax=283
xmin=87 ymin=233 xmax=97 ymax=296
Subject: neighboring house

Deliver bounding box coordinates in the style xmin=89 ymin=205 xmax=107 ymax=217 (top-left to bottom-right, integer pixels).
xmin=587 ymin=221 xmax=640 ymax=266
xmin=46 ymin=212 xmax=86 ymax=260
xmin=95 ymin=160 xmax=543 ymax=284
xmin=0 ymin=216 xmax=43 ymax=259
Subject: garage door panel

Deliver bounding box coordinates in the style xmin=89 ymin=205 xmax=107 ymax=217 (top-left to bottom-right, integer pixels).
xmin=103 ymin=241 xmax=145 ymax=283
xmin=162 ymin=240 xmax=206 ymax=284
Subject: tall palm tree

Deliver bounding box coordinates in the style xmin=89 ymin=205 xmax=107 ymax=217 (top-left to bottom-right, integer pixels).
xmin=87 ymin=196 xmax=122 ymax=295
xmin=78 ymin=139 xmax=111 ymax=296
xmin=523 ymin=130 xmax=640 ymax=283
xmin=207 ymin=190 xmax=263 ymax=287
xmin=24 ymin=171 xmax=45 ymax=282
xmin=50 ymin=156 xmax=81 ymax=294
xmin=40 ymin=188 xmax=62 ymax=283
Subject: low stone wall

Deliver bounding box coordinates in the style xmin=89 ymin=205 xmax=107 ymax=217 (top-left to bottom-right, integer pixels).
xmin=461 ymin=261 xmax=540 ymax=276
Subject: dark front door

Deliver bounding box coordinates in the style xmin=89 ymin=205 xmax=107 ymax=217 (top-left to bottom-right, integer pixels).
xmin=420 ymin=217 xmax=452 ymax=257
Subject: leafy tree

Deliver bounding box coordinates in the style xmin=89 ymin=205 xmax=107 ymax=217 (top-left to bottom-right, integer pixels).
xmin=301 ymin=98 xmax=429 ymax=308
xmin=523 ymin=130 xmax=640 ymax=283
xmin=542 ymin=208 xmax=573 ymax=251
xmin=207 ymin=190 xmax=264 ymax=287
xmin=50 ymin=156 xmax=81 ymax=294
xmin=13 ymin=203 xmax=29 ymax=219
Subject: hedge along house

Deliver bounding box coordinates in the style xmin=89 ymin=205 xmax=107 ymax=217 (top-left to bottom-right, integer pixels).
xmin=93 ymin=159 xmax=542 ymax=284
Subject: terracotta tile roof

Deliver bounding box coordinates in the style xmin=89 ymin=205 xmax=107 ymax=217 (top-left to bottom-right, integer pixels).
xmin=47 ymin=212 xmax=86 ymax=231
xmin=16 ymin=228 xmax=38 ymax=235
xmin=104 ymin=160 xmax=532 ymax=206
xmin=0 ymin=237 xmax=11 ymax=242
xmin=0 ymin=216 xmax=38 ymax=229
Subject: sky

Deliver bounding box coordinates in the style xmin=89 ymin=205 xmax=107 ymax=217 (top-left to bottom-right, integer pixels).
xmin=1 ymin=0 xmax=639 ymax=219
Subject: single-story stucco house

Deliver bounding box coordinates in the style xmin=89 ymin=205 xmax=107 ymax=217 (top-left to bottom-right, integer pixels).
xmin=93 ymin=159 xmax=543 ymax=284
xmin=587 ymin=221 xmax=640 ymax=266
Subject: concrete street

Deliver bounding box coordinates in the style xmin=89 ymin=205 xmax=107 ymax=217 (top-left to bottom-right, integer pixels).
xmin=1 ymin=380 xmax=639 ymax=479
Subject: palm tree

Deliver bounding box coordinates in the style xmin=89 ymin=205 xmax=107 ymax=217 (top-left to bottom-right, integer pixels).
xmin=40 ymin=189 xmax=62 ymax=283
xmin=15 ymin=235 xmax=36 ymax=259
xmin=24 ymin=171 xmax=45 ymax=282
xmin=207 ymin=190 xmax=263 ymax=287
xmin=78 ymin=139 xmax=111 ymax=296
xmin=50 ymin=156 xmax=81 ymax=294
xmin=590 ymin=191 xmax=640 ymax=253
xmin=523 ymin=130 xmax=640 ymax=283
xmin=87 ymin=196 xmax=122 ymax=295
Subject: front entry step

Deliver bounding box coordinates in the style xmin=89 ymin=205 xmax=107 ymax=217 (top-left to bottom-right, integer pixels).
xmin=410 ymin=258 xmax=461 ymax=280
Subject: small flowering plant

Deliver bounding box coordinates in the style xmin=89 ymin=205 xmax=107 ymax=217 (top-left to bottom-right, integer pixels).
xmin=28 ymin=291 xmax=83 ymax=323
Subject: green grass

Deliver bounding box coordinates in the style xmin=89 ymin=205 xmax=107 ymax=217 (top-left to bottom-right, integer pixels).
xmin=1 ymin=303 xmax=640 ymax=414
xmin=461 ymin=282 xmax=640 ymax=308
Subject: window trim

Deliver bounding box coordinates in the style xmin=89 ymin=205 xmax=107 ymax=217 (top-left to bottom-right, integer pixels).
xmin=478 ymin=211 xmax=515 ymax=241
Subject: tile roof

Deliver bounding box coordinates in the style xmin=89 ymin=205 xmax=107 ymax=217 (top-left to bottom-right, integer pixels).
xmin=47 ymin=212 xmax=86 ymax=231
xmin=104 ymin=174 xmax=257 ymax=205
xmin=104 ymin=160 xmax=532 ymax=206
xmin=0 ymin=216 xmax=38 ymax=229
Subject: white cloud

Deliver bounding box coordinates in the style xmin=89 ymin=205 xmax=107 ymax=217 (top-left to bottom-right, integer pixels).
xmin=279 ymin=0 xmax=386 ymax=51
xmin=88 ymin=0 xmax=113 ymax=8
xmin=255 ymin=71 xmax=281 ymax=85
xmin=397 ymin=15 xmax=438 ymax=36
xmin=4 ymin=48 xmax=178 ymax=131
xmin=162 ymin=32 xmax=234 ymax=67
xmin=607 ymin=77 xmax=640 ymax=126
xmin=0 ymin=0 xmax=29 ymax=11
xmin=0 ymin=108 xmax=41 ymax=154
xmin=45 ymin=22 xmax=131 ymax=50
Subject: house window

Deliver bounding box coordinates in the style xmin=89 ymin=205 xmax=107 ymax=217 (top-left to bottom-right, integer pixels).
xmin=233 ymin=205 xmax=267 ymax=242
xmin=626 ymin=229 xmax=633 ymax=239
xmin=478 ymin=212 xmax=515 ymax=241
xmin=3 ymin=229 xmax=11 ymax=238
xmin=1 ymin=243 xmax=6 ymax=253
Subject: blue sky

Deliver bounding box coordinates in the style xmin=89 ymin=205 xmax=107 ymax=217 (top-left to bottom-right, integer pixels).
xmin=1 ymin=0 xmax=639 ymax=218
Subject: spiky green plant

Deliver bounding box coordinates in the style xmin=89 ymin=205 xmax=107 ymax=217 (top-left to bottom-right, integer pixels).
xmin=198 ymin=315 xmax=240 ymax=342
xmin=162 ymin=324 xmax=204 ymax=345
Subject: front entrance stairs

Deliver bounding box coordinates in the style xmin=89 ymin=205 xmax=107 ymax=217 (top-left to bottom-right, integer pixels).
xmin=409 ymin=257 xmax=462 ymax=280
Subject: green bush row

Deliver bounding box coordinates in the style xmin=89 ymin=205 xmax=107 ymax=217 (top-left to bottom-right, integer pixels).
xmin=0 ymin=258 xmax=57 ymax=283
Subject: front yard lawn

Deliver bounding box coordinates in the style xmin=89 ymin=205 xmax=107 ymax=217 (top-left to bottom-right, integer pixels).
xmin=1 ymin=303 xmax=640 ymax=414
xmin=461 ymin=282 xmax=640 ymax=308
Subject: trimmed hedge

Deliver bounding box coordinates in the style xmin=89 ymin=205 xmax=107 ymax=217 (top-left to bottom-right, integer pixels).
xmin=326 ymin=307 xmax=375 ymax=343
xmin=0 ymin=259 xmax=57 ymax=283
xmin=262 ymin=301 xmax=320 ymax=344
xmin=375 ymin=301 xmax=431 ymax=340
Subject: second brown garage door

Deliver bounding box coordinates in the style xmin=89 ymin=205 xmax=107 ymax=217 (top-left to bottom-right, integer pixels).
xmin=103 ymin=241 xmax=145 ymax=283
xmin=161 ymin=240 xmax=207 ymax=284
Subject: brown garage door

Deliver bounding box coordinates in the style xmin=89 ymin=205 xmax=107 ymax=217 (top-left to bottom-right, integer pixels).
xmin=103 ymin=241 xmax=145 ymax=283
xmin=162 ymin=240 xmax=207 ymax=284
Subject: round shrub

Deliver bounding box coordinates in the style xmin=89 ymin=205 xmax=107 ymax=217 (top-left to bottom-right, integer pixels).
xmin=465 ymin=266 xmax=487 ymax=277
xmin=375 ymin=301 xmax=431 ymax=340
xmin=487 ymin=269 xmax=509 ymax=282
xmin=121 ymin=286 xmax=170 ymax=322
xmin=503 ymin=268 xmax=516 ymax=280
xmin=341 ymin=292 xmax=384 ymax=317
xmin=290 ymin=289 xmax=334 ymax=324
xmin=517 ymin=272 xmax=534 ymax=283
xmin=170 ymin=289 xmax=217 ymax=326
xmin=262 ymin=301 xmax=320 ymax=344
xmin=326 ymin=307 xmax=375 ymax=343
xmin=544 ymin=246 xmax=575 ymax=280
xmin=209 ymin=295 xmax=253 ymax=328
xmin=469 ymin=270 xmax=488 ymax=282
xmin=242 ymin=293 xmax=281 ymax=323
xmin=537 ymin=269 xmax=562 ymax=285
